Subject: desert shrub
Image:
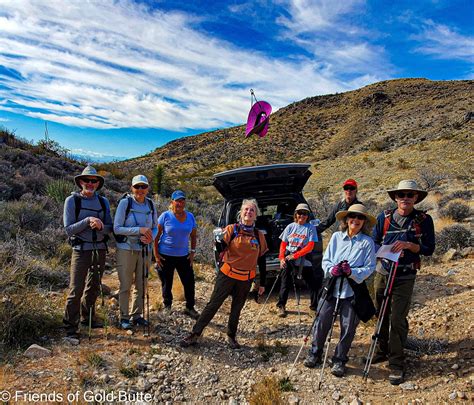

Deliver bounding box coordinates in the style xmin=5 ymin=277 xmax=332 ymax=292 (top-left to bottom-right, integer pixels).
xmin=249 ymin=376 xmax=283 ymax=405
xmin=0 ymin=290 xmax=61 ymax=348
xmin=439 ymin=202 xmax=471 ymax=222
xmin=397 ymin=158 xmax=411 ymax=170
xmin=45 ymin=178 xmax=74 ymax=204
xmin=307 ymin=187 xmax=334 ymax=220
xmin=416 ymin=167 xmax=448 ymax=191
xmin=438 ymin=190 xmax=472 ymax=208
xmin=370 ymin=138 xmax=389 ymax=152
xmin=435 ymin=224 xmax=472 ymax=255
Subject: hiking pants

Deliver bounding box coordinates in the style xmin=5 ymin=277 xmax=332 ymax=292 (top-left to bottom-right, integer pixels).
xmin=277 ymin=261 xmax=322 ymax=310
xmin=309 ymin=295 xmax=360 ymax=364
xmin=157 ymin=254 xmax=195 ymax=309
xmin=63 ymin=249 xmax=106 ymax=330
xmin=116 ymin=247 xmax=151 ymax=321
xmin=192 ymin=271 xmax=252 ymax=338
xmin=374 ymin=272 xmax=416 ymax=371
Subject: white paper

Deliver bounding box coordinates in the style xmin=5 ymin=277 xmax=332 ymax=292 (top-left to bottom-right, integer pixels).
xmin=376 ymin=244 xmax=401 ymax=262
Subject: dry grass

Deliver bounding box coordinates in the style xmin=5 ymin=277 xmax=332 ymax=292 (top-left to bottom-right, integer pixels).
xmin=171 ymin=272 xmax=185 ymax=302
xmin=249 ymin=376 xmax=283 ymax=405
xmin=434 ymin=217 xmax=456 ymax=232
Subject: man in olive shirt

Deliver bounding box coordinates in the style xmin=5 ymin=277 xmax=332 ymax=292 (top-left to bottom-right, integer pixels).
xmin=316 ymin=179 xmax=362 ymax=233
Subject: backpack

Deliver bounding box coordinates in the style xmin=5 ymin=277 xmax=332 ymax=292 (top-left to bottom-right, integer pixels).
xmin=69 ymin=194 xmax=109 ymax=247
xmin=113 ymin=194 xmax=155 ymax=243
xmin=216 ymin=224 xmax=261 ymax=269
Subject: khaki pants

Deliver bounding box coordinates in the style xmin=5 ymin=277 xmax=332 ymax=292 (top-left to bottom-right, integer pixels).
xmin=63 ymin=249 xmax=106 ymax=330
xmin=117 ymin=247 xmax=151 ymax=321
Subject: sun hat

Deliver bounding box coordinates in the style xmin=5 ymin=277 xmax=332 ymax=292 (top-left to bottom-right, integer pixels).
xmin=387 ymin=180 xmax=427 ymax=203
xmin=132 ymin=174 xmax=149 ymax=186
xmin=343 ymin=179 xmax=358 ymax=188
xmin=74 ymin=165 xmax=104 ymax=190
xmin=335 ymin=204 xmax=377 ymax=227
xmin=171 ymin=190 xmax=186 ymax=200
xmin=294 ymin=203 xmax=310 ymax=213
xmin=245 ymin=100 xmax=272 ymax=138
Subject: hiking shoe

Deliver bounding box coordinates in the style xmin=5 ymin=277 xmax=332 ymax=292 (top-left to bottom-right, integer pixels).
xmin=66 ymin=329 xmax=80 ymax=339
xmin=227 ymin=336 xmax=241 ymax=349
xmin=184 ymin=307 xmax=200 ymax=319
xmin=132 ymin=317 xmax=150 ymax=327
xmin=362 ymin=352 xmax=388 ymax=365
xmin=120 ymin=319 xmax=132 ymax=330
xmin=278 ymin=306 xmax=287 ymax=318
xmin=80 ymin=319 xmax=104 ymax=329
xmin=304 ymin=353 xmax=322 ymax=368
xmin=331 ymin=362 xmax=346 ymax=377
xmin=389 ymin=369 xmax=405 ymax=385
xmin=180 ymin=333 xmax=199 ymax=348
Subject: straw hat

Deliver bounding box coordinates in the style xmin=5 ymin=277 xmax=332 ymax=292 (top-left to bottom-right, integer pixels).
xmin=74 ymin=165 xmax=104 ymax=190
xmin=335 ymin=204 xmax=377 ymax=227
xmin=294 ymin=203 xmax=310 ymax=213
xmin=387 ymin=180 xmax=427 ymax=203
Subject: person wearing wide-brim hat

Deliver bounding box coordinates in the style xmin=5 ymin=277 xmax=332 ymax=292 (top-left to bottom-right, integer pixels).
xmin=63 ymin=165 xmax=113 ymax=340
xmin=372 ymin=180 xmax=435 ymax=385
xmin=304 ymin=204 xmax=376 ymax=378
xmin=276 ymin=203 xmax=321 ymax=318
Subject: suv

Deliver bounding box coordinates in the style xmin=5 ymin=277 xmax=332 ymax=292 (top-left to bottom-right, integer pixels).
xmin=213 ymin=163 xmax=322 ymax=284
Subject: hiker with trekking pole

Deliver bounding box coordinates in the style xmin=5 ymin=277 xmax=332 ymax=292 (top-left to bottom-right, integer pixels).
xmin=63 ymin=165 xmax=113 ymax=341
xmin=368 ymin=180 xmax=435 ymax=385
xmin=276 ymin=203 xmax=321 ymax=319
xmin=114 ymin=175 xmax=158 ymax=331
xmin=180 ymin=198 xmax=268 ymax=349
xmin=304 ymin=204 xmax=376 ymax=380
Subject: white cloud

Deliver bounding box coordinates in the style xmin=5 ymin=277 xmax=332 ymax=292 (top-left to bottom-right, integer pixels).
xmin=0 ymin=0 xmax=379 ymax=130
xmin=411 ymin=20 xmax=474 ymax=62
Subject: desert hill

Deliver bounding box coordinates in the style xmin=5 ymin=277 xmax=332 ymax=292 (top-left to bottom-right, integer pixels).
xmin=119 ymin=78 xmax=473 ymax=198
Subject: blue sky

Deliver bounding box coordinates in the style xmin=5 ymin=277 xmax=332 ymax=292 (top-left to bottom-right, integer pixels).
xmin=0 ymin=0 xmax=472 ymax=161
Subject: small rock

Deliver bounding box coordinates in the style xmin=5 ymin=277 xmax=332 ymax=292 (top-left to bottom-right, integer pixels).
xmin=100 ymin=374 xmax=111 ymax=383
xmin=446 ymin=269 xmax=457 ymax=276
xmin=62 ymin=337 xmax=80 ymax=346
xmin=332 ymin=391 xmax=341 ymax=401
xmin=126 ymin=330 xmax=134 ymax=336
xmin=288 ymin=394 xmax=299 ymax=404
xmin=442 ymin=248 xmax=458 ymax=263
xmin=451 ymin=364 xmax=459 ymax=370
xmin=448 ymin=391 xmax=457 ymax=400
xmin=350 ymin=399 xmax=362 ymax=405
xmin=457 ymin=391 xmax=466 ymax=399
xmin=228 ymin=397 xmax=238 ymax=405
xmin=23 ymin=344 xmax=52 ymax=359
xmin=400 ymin=382 xmax=416 ymax=390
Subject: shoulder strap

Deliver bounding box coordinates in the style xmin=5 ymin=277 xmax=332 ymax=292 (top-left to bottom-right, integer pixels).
xmin=146 ymin=197 xmax=155 ymax=216
xmin=124 ymin=196 xmax=133 ymax=218
xmin=411 ymin=210 xmax=427 ymax=238
xmin=74 ymin=195 xmax=81 ymax=222
xmin=382 ymin=209 xmax=393 ymax=238
xmin=97 ymin=195 xmax=107 ymax=220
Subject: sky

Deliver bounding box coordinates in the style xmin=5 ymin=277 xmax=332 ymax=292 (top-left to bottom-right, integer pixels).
xmin=0 ymin=0 xmax=472 ymax=161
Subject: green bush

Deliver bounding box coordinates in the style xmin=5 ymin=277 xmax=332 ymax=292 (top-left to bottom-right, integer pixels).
xmin=45 ymin=178 xmax=74 ymax=205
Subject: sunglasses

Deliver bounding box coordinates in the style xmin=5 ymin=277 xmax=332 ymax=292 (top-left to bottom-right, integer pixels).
xmin=133 ymin=184 xmax=149 ymax=190
xmin=343 ymin=186 xmax=356 ymax=191
xmin=347 ymin=213 xmax=366 ymax=220
xmin=296 ymin=211 xmax=309 ymax=216
xmin=396 ymin=192 xmax=416 ymax=199
xmin=82 ymin=178 xmax=99 ymax=184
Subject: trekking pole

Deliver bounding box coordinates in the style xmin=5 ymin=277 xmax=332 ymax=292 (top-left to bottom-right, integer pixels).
xmin=141 ymin=243 xmax=148 ymax=337
xmin=89 ymin=230 xmax=98 ymax=341
xmin=317 ymin=274 xmax=345 ymax=390
xmin=362 ymin=260 xmax=399 ymax=380
xmin=254 ymin=270 xmax=281 ymax=326
xmin=290 ymin=266 xmax=301 ymax=325
xmin=286 ymin=276 xmax=336 ymax=381
xmin=93 ymin=230 xmax=108 ymax=340
xmin=145 ymin=244 xmax=150 ymax=337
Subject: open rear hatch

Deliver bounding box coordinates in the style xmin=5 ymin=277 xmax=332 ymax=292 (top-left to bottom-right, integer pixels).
xmin=213 ymin=163 xmax=312 ymax=200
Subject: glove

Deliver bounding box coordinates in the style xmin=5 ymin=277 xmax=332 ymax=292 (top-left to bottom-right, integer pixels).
xmin=330 ymin=264 xmax=342 ymax=277
xmin=213 ymin=228 xmax=225 ymax=242
xmin=340 ymin=261 xmax=351 ymax=276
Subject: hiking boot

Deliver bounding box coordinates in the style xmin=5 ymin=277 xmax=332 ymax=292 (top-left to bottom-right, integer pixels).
xmin=389 ymin=369 xmax=405 ymax=385
xmin=227 ymin=336 xmax=241 ymax=349
xmin=278 ymin=306 xmax=287 ymax=318
xmin=81 ymin=319 xmax=104 ymax=329
xmin=132 ymin=317 xmax=150 ymax=327
xmin=304 ymin=353 xmax=322 ymax=368
xmin=180 ymin=333 xmax=199 ymax=348
xmin=120 ymin=319 xmax=133 ymax=330
xmin=66 ymin=329 xmax=80 ymax=339
xmin=331 ymin=362 xmax=346 ymax=377
xmin=184 ymin=307 xmax=200 ymax=319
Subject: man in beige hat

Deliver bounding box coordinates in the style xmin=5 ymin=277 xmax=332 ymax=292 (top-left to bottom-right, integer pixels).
xmin=372 ymin=180 xmax=435 ymax=385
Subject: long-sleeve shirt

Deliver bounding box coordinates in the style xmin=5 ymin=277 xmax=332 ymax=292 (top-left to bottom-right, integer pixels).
xmin=372 ymin=208 xmax=435 ymax=277
xmin=113 ymin=196 xmax=158 ymax=251
xmin=63 ymin=192 xmax=113 ymax=251
xmin=322 ymin=231 xmax=376 ymax=299
xmin=317 ymin=197 xmax=362 ymax=233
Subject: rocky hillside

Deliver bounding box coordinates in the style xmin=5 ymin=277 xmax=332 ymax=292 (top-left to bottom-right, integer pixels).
xmin=119 ymin=78 xmax=473 ymax=196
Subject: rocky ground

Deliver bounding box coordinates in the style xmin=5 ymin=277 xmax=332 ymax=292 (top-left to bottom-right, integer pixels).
xmin=1 ymin=257 xmax=473 ymax=404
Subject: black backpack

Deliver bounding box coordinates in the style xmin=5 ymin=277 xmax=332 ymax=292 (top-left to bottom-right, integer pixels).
xmin=113 ymin=194 xmax=155 ymax=243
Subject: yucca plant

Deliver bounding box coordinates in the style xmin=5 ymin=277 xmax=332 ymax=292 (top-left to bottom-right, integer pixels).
xmin=45 ymin=178 xmax=74 ymax=204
